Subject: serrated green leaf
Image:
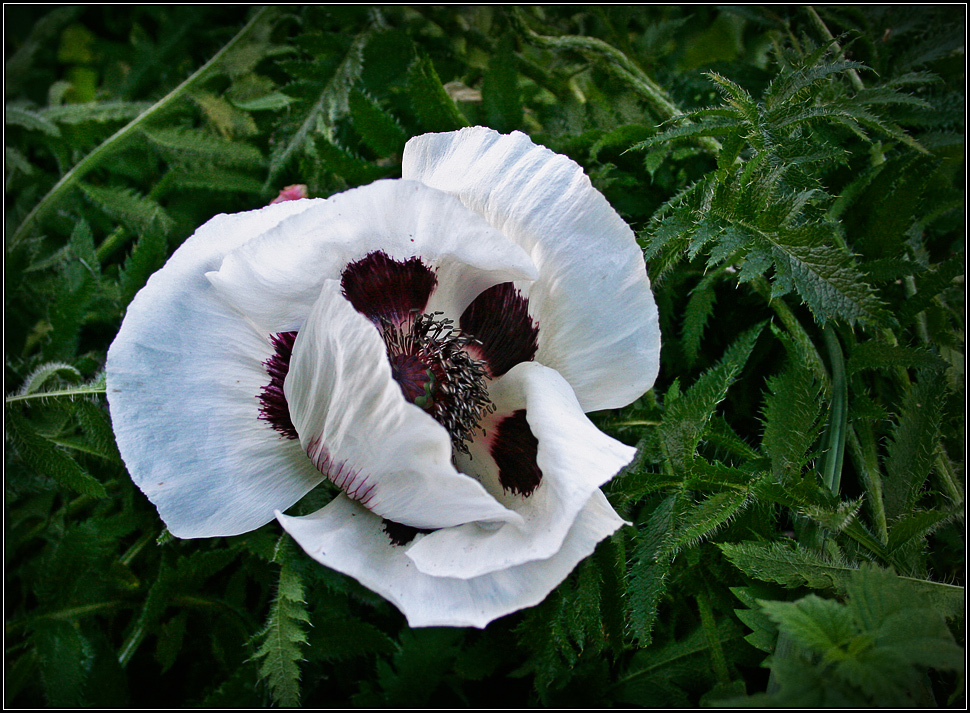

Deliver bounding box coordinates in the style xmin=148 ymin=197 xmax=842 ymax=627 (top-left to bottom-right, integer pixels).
xmin=348 ymin=89 xmax=408 ymax=157
xmin=681 ymin=273 xmax=718 ymax=367
xmin=883 ymin=370 xmax=945 ymax=521
xmin=760 ymin=594 xmax=857 ymax=653
xmin=407 ymin=52 xmax=470 ymax=132
xmin=315 ymin=135 xmax=391 ymax=185
xmin=847 ymin=341 xmax=949 ymax=374
xmin=5 ymin=104 xmax=62 ymax=136
xmin=6 ymin=409 xmax=107 ymax=497
xmin=31 ymin=619 xmax=93 ymax=706
xmin=663 ymin=490 xmax=751 ymax=557
xmin=118 ymin=226 xmax=167 ymax=308
xmin=761 ymin=334 xmax=824 ymax=484
xmin=142 ymin=126 xmax=264 ymax=167
xmin=267 ymin=31 xmax=368 ymax=186
xmin=41 ymin=100 xmax=152 ymax=125
xmin=718 ymin=540 xmax=855 ymax=591
xmin=482 ymin=32 xmax=521 ymax=133
xmin=252 ymin=562 xmax=309 ymax=708
xmin=79 ymin=183 xmax=173 ymax=234
xmin=661 ymin=323 xmax=763 ymax=471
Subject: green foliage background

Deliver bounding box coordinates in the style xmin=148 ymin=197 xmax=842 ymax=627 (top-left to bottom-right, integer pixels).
xmin=5 ymin=6 xmax=965 ymax=707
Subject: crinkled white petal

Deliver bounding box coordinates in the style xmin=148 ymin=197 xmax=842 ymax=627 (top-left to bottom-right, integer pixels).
xmin=277 ymin=488 xmax=624 ymax=628
xmin=403 ymin=127 xmax=661 ymax=411
xmin=206 ymin=179 xmax=537 ymax=334
xmin=285 ymin=280 xmax=521 ymax=530
xmin=106 ymin=199 xmax=326 ymax=538
xmin=405 ymin=361 xmax=634 ymax=579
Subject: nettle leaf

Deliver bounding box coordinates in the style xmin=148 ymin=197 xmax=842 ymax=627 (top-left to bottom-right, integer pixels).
xmin=6 ymin=409 xmax=107 ymax=498
xmin=628 ymin=495 xmax=676 ymax=645
xmin=406 ymin=52 xmax=470 ymax=133
xmin=681 ymin=272 xmax=719 ymax=367
xmin=348 ymin=89 xmax=408 ymax=157
xmin=730 ymin=586 xmax=779 ymax=653
xmin=718 ymin=540 xmax=856 ymax=591
xmin=142 ymin=127 xmax=265 ymax=167
xmin=314 ymin=135 xmax=391 ymax=186
xmin=353 ymin=628 xmax=462 ymax=707
xmin=846 ymin=340 xmax=949 ymax=374
xmin=761 ymin=333 xmax=824 ymax=484
xmin=482 ymin=32 xmax=522 ymax=133
xmin=759 ymin=594 xmax=856 ymax=653
xmin=267 ymin=30 xmax=369 ymax=186
xmin=662 ymin=490 xmax=752 ymax=557
xmin=746 ymin=566 xmax=965 ymax=707
xmin=79 ymin=183 xmax=173 ymax=235
xmin=765 ymin=230 xmax=890 ymax=326
xmin=882 ymin=370 xmax=945 ymax=521
xmin=31 ymin=619 xmax=94 ymax=707
xmin=118 ymin=227 xmax=168 ymax=308
xmin=252 ymin=560 xmax=310 ymax=708
xmin=5 ymin=104 xmax=62 ymax=137
xmin=661 ymin=323 xmax=763 ymax=471
xmin=41 ymin=100 xmax=152 ymax=125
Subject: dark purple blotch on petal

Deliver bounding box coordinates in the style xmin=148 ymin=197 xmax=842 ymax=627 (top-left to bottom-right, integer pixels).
xmin=490 ymin=409 xmax=542 ymax=497
xmin=341 ymin=251 xmax=437 ymax=324
xmin=460 ymin=282 xmax=538 ymax=377
xmin=257 ymin=331 xmax=299 ymax=439
xmin=382 ymin=519 xmax=435 ymax=547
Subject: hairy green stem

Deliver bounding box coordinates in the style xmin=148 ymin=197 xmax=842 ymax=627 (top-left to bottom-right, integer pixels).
xmin=509 ymin=8 xmax=721 ymax=155
xmin=5 ymin=383 xmax=107 ymax=405
xmin=804 ymin=6 xmax=865 ymax=91
xmin=11 ymin=6 xmax=272 ymax=248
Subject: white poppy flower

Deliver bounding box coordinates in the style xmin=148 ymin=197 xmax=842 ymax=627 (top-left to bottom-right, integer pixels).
xmin=106 ymin=127 xmax=661 ymax=628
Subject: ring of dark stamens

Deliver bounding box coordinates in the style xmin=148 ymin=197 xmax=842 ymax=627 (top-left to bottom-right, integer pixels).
xmin=257 ymin=331 xmax=299 ymax=439
xmin=380 ymin=311 xmax=494 ymax=455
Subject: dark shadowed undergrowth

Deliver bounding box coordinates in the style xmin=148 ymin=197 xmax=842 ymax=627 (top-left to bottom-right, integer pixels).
xmin=5 ymin=6 xmax=964 ymax=707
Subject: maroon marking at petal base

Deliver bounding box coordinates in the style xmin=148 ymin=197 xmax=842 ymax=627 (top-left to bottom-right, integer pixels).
xmin=490 ymin=409 xmax=542 ymax=496
xmin=460 ymin=282 xmax=538 ymax=377
xmin=257 ymin=331 xmax=299 ymax=439
xmin=306 ymin=436 xmax=377 ymax=507
xmin=341 ymin=251 xmax=437 ymax=324
xmin=382 ymin=519 xmax=435 ymax=546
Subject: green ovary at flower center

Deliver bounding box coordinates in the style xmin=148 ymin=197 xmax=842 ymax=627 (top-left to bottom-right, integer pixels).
xmin=381 ymin=312 xmax=493 ymax=454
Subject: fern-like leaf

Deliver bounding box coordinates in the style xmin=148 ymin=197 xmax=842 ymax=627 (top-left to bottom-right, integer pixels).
xmin=252 ymin=561 xmax=309 ymax=707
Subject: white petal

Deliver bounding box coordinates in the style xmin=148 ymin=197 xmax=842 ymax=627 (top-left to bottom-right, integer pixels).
xmin=285 ymin=280 xmax=520 ymax=530
xmin=205 ymin=179 xmax=537 ymax=334
xmin=277 ymin=489 xmax=624 ymax=628
xmin=106 ymin=199 xmax=326 ymax=538
xmin=406 ymin=362 xmax=634 ymax=579
xmin=403 ymin=127 xmax=661 ymax=411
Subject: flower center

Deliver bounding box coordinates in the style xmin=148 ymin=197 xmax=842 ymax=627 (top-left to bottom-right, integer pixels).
xmin=380 ymin=311 xmax=493 ymax=454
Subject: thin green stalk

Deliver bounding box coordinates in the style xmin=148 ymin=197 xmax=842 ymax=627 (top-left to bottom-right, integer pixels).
xmin=11 ymin=6 xmax=273 ymax=248
xmin=804 ymin=6 xmax=865 ymax=91
xmin=509 ymin=8 xmax=721 ymax=155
